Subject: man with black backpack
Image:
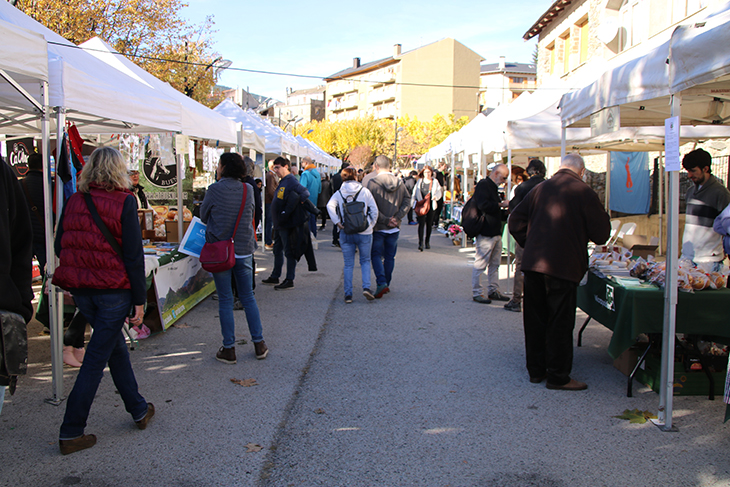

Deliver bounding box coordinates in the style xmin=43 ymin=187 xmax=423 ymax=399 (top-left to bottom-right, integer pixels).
xmin=470 ymin=164 xmax=510 ymax=304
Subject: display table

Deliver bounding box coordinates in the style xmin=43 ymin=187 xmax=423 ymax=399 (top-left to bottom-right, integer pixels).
xmin=577 ymin=272 xmax=730 ymax=359
xmin=577 ymin=271 xmax=730 ymax=397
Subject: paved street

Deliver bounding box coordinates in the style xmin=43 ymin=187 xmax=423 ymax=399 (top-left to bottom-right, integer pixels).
xmin=1 ymin=224 xmax=729 ymax=487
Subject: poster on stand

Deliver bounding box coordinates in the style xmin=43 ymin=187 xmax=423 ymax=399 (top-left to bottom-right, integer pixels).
xmin=153 ymin=256 xmax=215 ymax=329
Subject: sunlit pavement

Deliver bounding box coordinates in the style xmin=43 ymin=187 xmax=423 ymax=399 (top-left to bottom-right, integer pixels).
xmin=2 ymin=224 xmax=728 ymax=486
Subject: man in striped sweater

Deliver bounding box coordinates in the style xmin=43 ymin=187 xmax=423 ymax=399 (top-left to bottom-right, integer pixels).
xmin=681 ymin=149 xmax=730 ymax=270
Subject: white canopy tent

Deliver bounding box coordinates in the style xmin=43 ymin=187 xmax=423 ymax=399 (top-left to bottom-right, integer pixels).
xmin=0 ymin=2 xmax=188 ymax=404
xmin=80 ymin=37 xmax=237 ymax=145
xmin=0 ymin=2 xmax=183 ymax=135
xmin=559 ymin=1 xmax=730 ymax=431
xmin=214 ymin=99 xmax=299 ymax=157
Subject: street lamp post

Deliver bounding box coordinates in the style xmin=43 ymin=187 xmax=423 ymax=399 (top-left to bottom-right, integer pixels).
xmin=393 ymin=121 xmax=404 ymax=167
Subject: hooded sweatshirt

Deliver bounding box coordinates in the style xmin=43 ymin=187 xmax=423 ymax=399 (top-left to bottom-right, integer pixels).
xmin=326 ymin=180 xmax=378 ymax=235
xmin=681 ymin=175 xmax=730 ymax=263
xmin=366 ymin=172 xmax=411 ymax=232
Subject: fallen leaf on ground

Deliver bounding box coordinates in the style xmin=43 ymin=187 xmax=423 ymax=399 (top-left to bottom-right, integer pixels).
xmin=171 ymin=322 xmax=190 ymax=328
xmin=245 ymin=443 xmax=263 ymax=452
xmin=314 ymin=408 xmax=326 ymax=414
xmin=231 ymin=378 xmax=258 ymax=387
xmin=613 ymin=408 xmax=657 ymax=424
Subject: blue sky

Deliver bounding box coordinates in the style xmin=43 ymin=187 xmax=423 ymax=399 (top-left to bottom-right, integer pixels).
xmin=181 ymin=0 xmax=550 ymax=100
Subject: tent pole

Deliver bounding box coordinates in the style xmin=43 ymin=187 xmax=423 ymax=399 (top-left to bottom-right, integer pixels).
xmin=177 ymin=136 xmax=184 ymax=244
xmin=506 ymin=145 xmax=513 ymax=294
xmin=605 ymin=152 xmax=611 ymax=212
xmin=654 ymin=94 xmax=680 ymax=432
xmin=658 ymin=152 xmax=664 ymax=256
xmin=561 ymin=126 xmax=566 ymax=158
xmin=47 ymin=106 xmax=66 ymax=405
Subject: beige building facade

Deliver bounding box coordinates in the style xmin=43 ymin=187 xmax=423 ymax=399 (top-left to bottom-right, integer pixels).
xmin=325 ymin=38 xmax=483 ymax=122
xmin=525 ymin=0 xmax=721 ymax=86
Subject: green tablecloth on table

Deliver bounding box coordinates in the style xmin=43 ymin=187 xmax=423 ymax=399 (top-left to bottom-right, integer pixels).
xmin=577 ymin=271 xmax=730 ymax=359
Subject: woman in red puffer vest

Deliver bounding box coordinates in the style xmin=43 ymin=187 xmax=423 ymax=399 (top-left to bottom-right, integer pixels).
xmin=52 ymin=147 xmax=152 ymax=455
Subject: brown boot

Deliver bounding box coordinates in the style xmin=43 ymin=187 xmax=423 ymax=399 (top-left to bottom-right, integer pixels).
xmin=59 ymin=434 xmax=97 ymax=455
xmin=135 ymin=403 xmax=155 ymax=430
xmin=546 ymin=378 xmax=588 ymax=391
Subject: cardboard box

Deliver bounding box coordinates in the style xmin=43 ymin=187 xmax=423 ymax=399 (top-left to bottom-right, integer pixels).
xmin=613 ymin=345 xmax=647 ymax=376
xmin=165 ymin=220 xmax=190 ymax=243
xmin=622 ymin=235 xmax=659 ymax=259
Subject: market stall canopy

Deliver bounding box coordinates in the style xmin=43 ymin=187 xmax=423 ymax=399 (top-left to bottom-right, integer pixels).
xmin=0 ymin=1 xmax=183 ymax=135
xmin=215 ymin=99 xmax=299 ymax=156
xmin=0 ymin=18 xmax=48 ymax=116
xmin=80 ymin=37 xmax=237 ymax=145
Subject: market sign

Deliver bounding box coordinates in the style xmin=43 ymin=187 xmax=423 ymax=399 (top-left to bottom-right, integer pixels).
xmin=590 ymin=106 xmax=620 ymax=138
xmin=6 ymin=138 xmax=34 ymax=177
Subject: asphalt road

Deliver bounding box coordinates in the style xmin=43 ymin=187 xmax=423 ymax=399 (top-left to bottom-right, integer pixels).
xmin=1 ymin=224 xmax=729 ymax=486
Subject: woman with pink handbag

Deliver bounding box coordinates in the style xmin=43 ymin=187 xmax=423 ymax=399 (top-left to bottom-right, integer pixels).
xmin=200 ymin=153 xmax=267 ymax=365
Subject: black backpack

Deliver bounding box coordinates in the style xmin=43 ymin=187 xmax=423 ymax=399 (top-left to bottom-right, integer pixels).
xmin=461 ymin=195 xmax=485 ymax=239
xmin=337 ymin=188 xmax=369 ymax=234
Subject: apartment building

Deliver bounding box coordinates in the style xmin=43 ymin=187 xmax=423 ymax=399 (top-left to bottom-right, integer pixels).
xmin=273 ymin=86 xmax=325 ymax=130
xmin=324 ymin=38 xmax=483 ymax=122
xmin=479 ymin=57 xmax=537 ymax=111
xmin=524 ymin=0 xmax=721 ymax=85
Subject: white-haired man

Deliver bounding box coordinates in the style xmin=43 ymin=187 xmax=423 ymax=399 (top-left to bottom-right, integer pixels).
xmin=509 ymin=154 xmax=610 ymax=391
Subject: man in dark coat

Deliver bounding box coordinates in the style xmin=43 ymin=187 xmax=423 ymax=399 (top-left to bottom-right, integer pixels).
xmin=509 ymin=154 xmax=610 ymax=391
xmin=0 ymin=157 xmax=33 ymax=410
xmin=21 ymin=153 xmax=47 ymax=272
xmin=503 ymin=159 xmax=546 ymax=313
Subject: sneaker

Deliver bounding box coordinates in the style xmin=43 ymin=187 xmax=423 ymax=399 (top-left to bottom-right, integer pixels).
xmin=332 ymin=242 xmax=340 ymax=247
xmin=233 ymin=297 xmax=243 ymax=310
xmin=261 ymin=276 xmax=279 ymax=285
xmin=408 ymin=221 xmax=417 ymax=225
xmin=374 ymin=284 xmax=389 ymax=299
xmin=344 ymin=295 xmax=353 ymax=303
xmin=363 ymin=289 xmax=375 ymax=301
xmin=135 ymin=403 xmax=155 ymax=430
xmin=254 ymin=341 xmax=269 ymax=360
xmin=59 ymin=434 xmax=97 ymax=455
xmin=473 ymin=295 xmax=492 ymax=304
xmin=504 ymin=300 xmax=521 ymax=312
xmin=487 ymin=291 xmax=510 ymax=302
xmin=264 ymin=244 xmax=273 ymax=250
xmin=216 ymin=346 xmax=236 ymax=364
xmin=274 ymin=279 xmax=294 ymax=290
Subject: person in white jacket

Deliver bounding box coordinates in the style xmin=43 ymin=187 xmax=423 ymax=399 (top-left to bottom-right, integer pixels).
xmin=327 ymin=167 xmax=379 ymax=303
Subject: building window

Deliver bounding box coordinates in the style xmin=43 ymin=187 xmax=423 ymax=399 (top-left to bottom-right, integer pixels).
xmin=561 ymin=31 xmax=570 ymax=74
xmin=511 ymin=77 xmax=525 ymax=84
xmin=578 ymin=19 xmax=589 ymax=64
xmin=547 ymin=42 xmax=556 ymax=76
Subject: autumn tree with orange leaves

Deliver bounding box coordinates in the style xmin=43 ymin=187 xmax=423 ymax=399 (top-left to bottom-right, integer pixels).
xmin=15 ymin=0 xmax=225 ymax=106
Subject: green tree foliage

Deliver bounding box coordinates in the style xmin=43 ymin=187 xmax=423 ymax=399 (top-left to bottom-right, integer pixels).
xmin=16 ymin=0 xmax=224 ymax=107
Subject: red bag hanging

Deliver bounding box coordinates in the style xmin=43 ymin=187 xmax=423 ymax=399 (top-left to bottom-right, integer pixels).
xmin=199 ymin=184 xmax=247 ymax=273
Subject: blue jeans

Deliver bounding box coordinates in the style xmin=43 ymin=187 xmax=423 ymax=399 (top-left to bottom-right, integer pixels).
xmin=271 ymin=229 xmax=297 ymax=281
xmin=371 ymin=231 xmax=399 ymax=287
xmin=341 ymin=233 xmax=372 ymax=296
xmin=60 ymin=291 xmax=147 ymax=440
xmin=212 ymin=256 xmax=263 ymax=348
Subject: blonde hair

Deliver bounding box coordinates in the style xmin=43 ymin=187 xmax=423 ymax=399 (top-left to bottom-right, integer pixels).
xmin=77 ymin=147 xmax=131 ymax=193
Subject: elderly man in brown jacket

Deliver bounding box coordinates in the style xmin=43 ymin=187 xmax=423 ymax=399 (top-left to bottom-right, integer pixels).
xmin=508 ymin=154 xmax=610 ymax=391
